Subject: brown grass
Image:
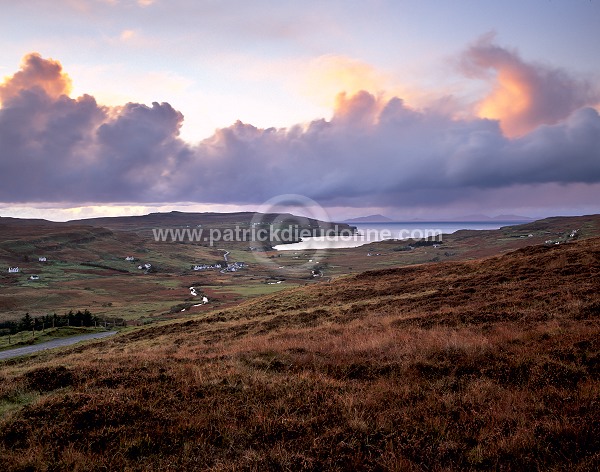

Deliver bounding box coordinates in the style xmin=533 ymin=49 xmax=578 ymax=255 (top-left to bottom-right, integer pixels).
xmin=0 ymin=238 xmax=599 ymax=470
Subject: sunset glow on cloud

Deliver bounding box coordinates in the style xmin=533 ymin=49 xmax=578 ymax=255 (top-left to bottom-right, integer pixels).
xmin=462 ymin=35 xmax=598 ymax=137
xmin=1 ymin=46 xmax=599 ymax=221
xmin=301 ymin=55 xmax=391 ymax=108
xmin=1 ymin=1 xmax=599 ymax=219
xmin=0 ymin=53 xmax=72 ymax=103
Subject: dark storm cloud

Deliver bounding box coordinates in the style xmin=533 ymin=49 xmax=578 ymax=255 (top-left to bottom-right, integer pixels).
xmin=0 ymin=53 xmax=599 ymax=209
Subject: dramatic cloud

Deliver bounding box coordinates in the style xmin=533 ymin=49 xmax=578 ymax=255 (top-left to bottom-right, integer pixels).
xmin=185 ymin=91 xmax=600 ymax=207
xmin=461 ymin=34 xmax=598 ymax=137
xmin=0 ymin=53 xmax=72 ymax=103
xmin=0 ymin=54 xmax=190 ymax=203
xmin=1 ymin=51 xmax=599 ymax=215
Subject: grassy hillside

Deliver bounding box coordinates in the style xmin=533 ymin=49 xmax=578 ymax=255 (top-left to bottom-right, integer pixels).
xmin=0 ymin=211 xmax=359 ymax=323
xmin=2 ymin=214 xmax=599 ymax=326
xmin=0 ymin=237 xmax=598 ymax=470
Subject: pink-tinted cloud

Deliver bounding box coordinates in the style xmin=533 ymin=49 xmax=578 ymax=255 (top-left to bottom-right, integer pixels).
xmin=0 ymin=52 xmax=599 ymax=217
xmin=461 ymin=34 xmax=598 ymax=137
xmin=0 ymin=53 xmax=72 ymax=104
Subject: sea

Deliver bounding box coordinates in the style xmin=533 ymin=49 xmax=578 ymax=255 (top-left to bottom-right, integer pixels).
xmin=273 ymin=221 xmax=527 ymax=251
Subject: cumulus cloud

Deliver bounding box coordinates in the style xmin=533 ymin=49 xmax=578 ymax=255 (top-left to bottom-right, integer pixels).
xmin=184 ymin=91 xmax=600 ymax=207
xmin=0 ymin=51 xmax=599 ymax=215
xmin=0 ymin=53 xmax=72 ymax=103
xmin=461 ymin=34 xmax=599 ymax=137
xmin=0 ymin=54 xmax=190 ymax=203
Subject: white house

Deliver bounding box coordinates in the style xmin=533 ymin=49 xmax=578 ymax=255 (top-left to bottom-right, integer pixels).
xmin=125 ymin=256 xmax=135 ymax=261
xmin=29 ymin=275 xmax=40 ymax=280
xmin=38 ymin=257 xmax=47 ymax=262
xmin=8 ymin=267 xmax=19 ymax=273
xmin=143 ymin=263 xmax=152 ymax=270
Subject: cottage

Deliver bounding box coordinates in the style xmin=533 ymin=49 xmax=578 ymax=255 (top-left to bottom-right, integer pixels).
xmin=8 ymin=267 xmax=19 ymax=273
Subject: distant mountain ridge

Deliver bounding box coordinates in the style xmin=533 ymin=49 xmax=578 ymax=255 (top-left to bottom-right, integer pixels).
xmin=344 ymin=214 xmax=394 ymax=223
xmin=456 ymin=214 xmax=533 ymax=222
xmin=409 ymin=214 xmax=534 ymax=222
xmin=65 ymin=211 xmax=353 ymax=231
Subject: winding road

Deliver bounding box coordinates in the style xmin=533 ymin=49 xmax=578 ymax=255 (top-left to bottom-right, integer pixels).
xmin=0 ymin=331 xmax=117 ymax=361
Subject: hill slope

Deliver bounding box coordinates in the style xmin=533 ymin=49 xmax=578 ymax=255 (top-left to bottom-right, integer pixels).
xmin=0 ymin=238 xmax=599 ymax=470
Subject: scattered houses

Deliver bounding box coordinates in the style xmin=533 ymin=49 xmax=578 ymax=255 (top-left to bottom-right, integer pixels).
xmin=224 ymin=262 xmax=246 ymax=272
xmin=8 ymin=267 xmax=20 ymax=273
xmin=192 ymin=263 xmax=222 ymax=271
xmin=188 ymin=288 xmax=209 ymax=304
xmin=29 ymin=275 xmax=40 ymax=281
xmin=125 ymin=256 xmax=135 ymax=261
xmin=38 ymin=256 xmax=47 ymax=262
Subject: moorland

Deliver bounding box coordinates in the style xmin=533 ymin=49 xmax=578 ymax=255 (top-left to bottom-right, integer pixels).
xmin=0 ymin=213 xmax=599 ymax=470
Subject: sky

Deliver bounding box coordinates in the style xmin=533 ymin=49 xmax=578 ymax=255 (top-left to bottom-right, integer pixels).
xmin=1 ymin=0 xmax=599 ymax=222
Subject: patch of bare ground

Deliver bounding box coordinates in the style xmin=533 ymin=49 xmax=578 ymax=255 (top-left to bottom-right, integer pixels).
xmin=0 ymin=238 xmax=599 ymax=470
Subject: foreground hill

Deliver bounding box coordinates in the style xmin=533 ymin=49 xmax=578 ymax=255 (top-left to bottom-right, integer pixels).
xmin=0 ymin=236 xmax=599 ymax=470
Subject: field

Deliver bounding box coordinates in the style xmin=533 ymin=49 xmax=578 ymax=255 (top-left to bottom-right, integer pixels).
xmin=3 ymin=213 xmax=598 ymax=328
xmin=0 ymin=232 xmax=598 ymax=470
xmin=0 ymin=214 xmax=334 ymax=323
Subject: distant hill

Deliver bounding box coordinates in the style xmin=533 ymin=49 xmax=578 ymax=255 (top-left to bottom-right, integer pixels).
xmin=0 ymin=216 xmax=64 ymax=227
xmin=451 ymin=214 xmax=533 ymax=222
xmin=344 ymin=214 xmax=394 ymax=223
xmin=411 ymin=214 xmax=533 ymax=222
xmin=491 ymin=214 xmax=534 ymax=221
xmin=69 ymin=211 xmax=353 ymax=232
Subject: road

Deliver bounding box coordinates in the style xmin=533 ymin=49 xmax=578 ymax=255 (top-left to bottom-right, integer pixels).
xmin=0 ymin=331 xmax=117 ymax=361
